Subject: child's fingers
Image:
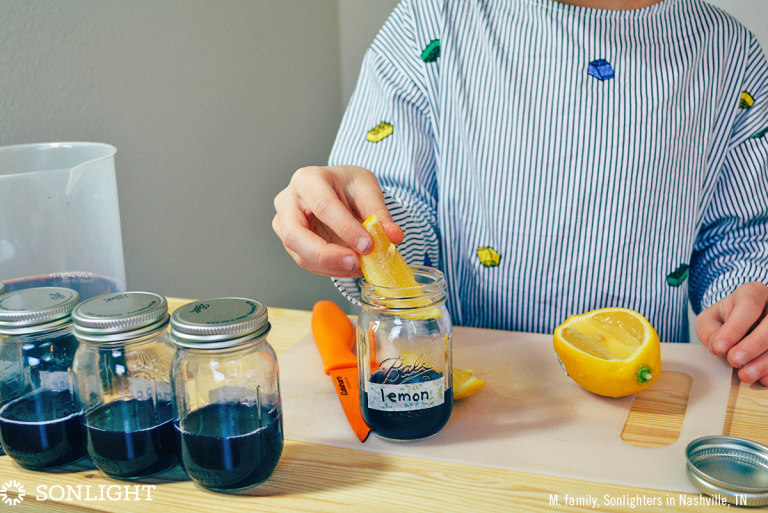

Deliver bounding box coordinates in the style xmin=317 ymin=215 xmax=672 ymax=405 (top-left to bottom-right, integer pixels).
xmin=274 ymin=191 xmax=360 ymax=274
xmin=736 ymin=336 xmax=768 ymax=384
xmin=694 ymin=305 xmax=725 ymax=354
xmin=709 ymin=293 xmax=765 ymax=357
xmin=291 ymin=167 xmax=374 ymax=255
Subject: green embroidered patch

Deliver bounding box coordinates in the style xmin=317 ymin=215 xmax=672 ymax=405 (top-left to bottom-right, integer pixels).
xmin=754 ymin=127 xmax=768 ymax=139
xmin=420 ymin=39 xmax=440 ymax=63
xmin=366 ymin=122 xmax=393 ymax=143
xmin=477 ymin=247 xmax=501 ymax=267
xmin=740 ymin=91 xmax=755 ymax=109
xmin=666 ymin=264 xmax=689 ymax=287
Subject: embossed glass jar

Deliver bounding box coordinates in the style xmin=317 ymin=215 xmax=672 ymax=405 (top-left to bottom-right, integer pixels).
xmin=0 ymin=287 xmax=85 ymax=467
xmin=357 ymin=266 xmax=453 ymax=441
xmin=72 ymin=292 xmax=177 ymax=479
xmin=169 ymin=298 xmax=283 ymax=492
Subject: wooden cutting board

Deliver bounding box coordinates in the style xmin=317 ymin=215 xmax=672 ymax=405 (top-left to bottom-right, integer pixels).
xmin=279 ymin=326 xmax=732 ymax=493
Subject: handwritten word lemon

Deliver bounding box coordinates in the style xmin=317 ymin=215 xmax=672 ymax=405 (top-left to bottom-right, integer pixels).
xmin=553 ymin=307 xmax=661 ymax=398
xmin=360 ymin=213 xmax=440 ymax=319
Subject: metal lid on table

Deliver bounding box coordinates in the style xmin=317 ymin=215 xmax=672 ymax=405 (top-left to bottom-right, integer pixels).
xmin=686 ymin=436 xmax=768 ymax=507
xmin=170 ymin=298 xmax=270 ymax=349
xmin=0 ymin=287 xmax=80 ymax=334
xmin=72 ymin=292 xmax=168 ymax=342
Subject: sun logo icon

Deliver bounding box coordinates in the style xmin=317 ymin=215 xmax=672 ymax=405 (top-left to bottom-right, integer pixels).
xmin=0 ymin=480 xmax=25 ymax=506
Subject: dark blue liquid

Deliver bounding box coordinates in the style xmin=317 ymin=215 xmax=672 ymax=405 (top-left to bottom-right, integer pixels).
xmin=85 ymin=399 xmax=176 ymax=479
xmin=0 ymin=328 xmax=80 ymax=456
xmin=0 ymin=390 xmax=85 ymax=468
xmin=362 ymin=368 xmax=452 ymax=441
xmin=175 ymin=403 xmax=283 ymax=491
xmin=4 ymin=273 xmax=124 ymax=301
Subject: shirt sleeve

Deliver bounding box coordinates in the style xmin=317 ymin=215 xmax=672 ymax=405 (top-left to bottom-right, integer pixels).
xmin=690 ymin=34 xmax=768 ymax=312
xmin=328 ymin=0 xmax=441 ymax=304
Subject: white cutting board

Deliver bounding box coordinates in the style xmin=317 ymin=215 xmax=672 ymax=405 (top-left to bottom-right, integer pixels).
xmin=279 ymin=327 xmax=732 ymax=493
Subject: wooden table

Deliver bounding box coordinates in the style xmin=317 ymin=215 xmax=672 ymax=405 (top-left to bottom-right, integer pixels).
xmin=1 ymin=298 xmax=767 ymax=512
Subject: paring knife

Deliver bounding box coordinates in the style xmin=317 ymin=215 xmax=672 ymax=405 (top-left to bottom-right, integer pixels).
xmin=311 ymin=301 xmax=372 ymax=442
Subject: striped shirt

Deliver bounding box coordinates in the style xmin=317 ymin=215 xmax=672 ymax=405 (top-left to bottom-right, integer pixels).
xmin=329 ymin=0 xmax=768 ymax=342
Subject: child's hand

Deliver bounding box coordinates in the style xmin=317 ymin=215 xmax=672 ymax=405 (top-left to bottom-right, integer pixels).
xmin=695 ymin=282 xmax=768 ymax=385
xmin=272 ymin=165 xmax=403 ymax=278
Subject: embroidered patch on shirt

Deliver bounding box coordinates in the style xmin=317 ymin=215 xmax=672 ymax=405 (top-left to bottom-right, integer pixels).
xmin=421 ymin=39 xmax=440 ymax=63
xmin=477 ymin=247 xmax=501 ymax=267
xmin=666 ymin=264 xmax=689 ymax=287
xmin=755 ymin=127 xmax=768 ymax=139
xmin=740 ymin=92 xmax=755 ymax=109
xmin=424 ymin=253 xmax=432 ymax=267
xmin=588 ymin=59 xmax=614 ymax=81
xmin=366 ymin=122 xmax=393 ymax=143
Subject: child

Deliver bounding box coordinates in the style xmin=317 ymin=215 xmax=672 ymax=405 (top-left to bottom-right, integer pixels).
xmin=273 ymin=0 xmax=768 ymax=384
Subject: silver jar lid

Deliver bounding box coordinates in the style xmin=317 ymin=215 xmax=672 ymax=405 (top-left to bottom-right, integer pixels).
xmin=170 ymin=297 xmax=270 ymax=349
xmin=686 ymin=436 xmax=768 ymax=507
xmin=0 ymin=287 xmax=80 ymax=335
xmin=72 ymin=292 xmax=169 ymax=342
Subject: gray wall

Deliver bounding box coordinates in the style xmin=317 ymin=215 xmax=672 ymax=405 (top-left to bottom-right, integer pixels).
xmin=0 ymin=0 xmax=345 ymax=311
xmin=0 ymin=0 xmax=766 ymax=320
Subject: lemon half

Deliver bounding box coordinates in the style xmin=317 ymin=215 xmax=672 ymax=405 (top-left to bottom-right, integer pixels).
xmin=553 ymin=307 xmax=661 ymax=398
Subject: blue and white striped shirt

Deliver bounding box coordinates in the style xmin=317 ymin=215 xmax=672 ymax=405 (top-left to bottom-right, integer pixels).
xmin=329 ymin=0 xmax=768 ymax=342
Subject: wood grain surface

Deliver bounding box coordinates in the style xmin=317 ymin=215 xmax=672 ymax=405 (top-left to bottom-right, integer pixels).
xmin=0 ymin=297 xmax=765 ymax=513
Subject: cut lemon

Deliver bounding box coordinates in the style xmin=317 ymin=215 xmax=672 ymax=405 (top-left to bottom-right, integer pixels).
xmin=399 ymin=351 xmax=485 ymax=400
xmin=453 ymin=367 xmax=486 ymax=400
xmin=360 ymin=213 xmax=440 ymax=319
xmin=553 ymin=307 xmax=661 ymax=398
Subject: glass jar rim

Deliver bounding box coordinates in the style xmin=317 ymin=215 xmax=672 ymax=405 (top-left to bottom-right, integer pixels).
xmin=359 ymin=265 xmax=447 ymax=311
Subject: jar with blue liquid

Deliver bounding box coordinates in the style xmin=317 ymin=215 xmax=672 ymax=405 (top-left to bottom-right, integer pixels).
xmin=0 ymin=287 xmax=85 ymax=468
xmin=169 ymin=298 xmax=283 ymax=492
xmin=72 ymin=292 xmax=177 ymax=479
xmin=357 ymin=266 xmax=453 ymax=441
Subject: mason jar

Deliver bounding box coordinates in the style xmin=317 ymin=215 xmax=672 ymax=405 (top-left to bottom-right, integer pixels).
xmin=72 ymin=292 xmax=177 ymax=479
xmin=169 ymin=298 xmax=283 ymax=492
xmin=357 ymin=266 xmax=453 ymax=441
xmin=0 ymin=287 xmax=85 ymax=468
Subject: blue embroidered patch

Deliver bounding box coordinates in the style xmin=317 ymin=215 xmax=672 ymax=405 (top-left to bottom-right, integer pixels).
xmin=588 ymin=59 xmax=614 ymax=81
xmin=424 ymin=253 xmax=432 ymax=267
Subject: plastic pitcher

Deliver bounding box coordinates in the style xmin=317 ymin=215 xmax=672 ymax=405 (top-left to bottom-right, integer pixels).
xmin=0 ymin=142 xmax=127 ymax=300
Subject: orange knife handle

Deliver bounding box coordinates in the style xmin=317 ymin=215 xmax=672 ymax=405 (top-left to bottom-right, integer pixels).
xmin=312 ymin=301 xmax=358 ymax=375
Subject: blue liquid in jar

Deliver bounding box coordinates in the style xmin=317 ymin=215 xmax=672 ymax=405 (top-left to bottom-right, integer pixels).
xmin=175 ymin=403 xmax=283 ymax=491
xmin=0 ymin=389 xmax=86 ymax=468
xmin=85 ymin=399 xmax=176 ymax=479
xmin=362 ymin=368 xmax=453 ymax=441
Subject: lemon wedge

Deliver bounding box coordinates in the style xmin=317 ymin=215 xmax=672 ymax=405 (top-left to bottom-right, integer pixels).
xmin=453 ymin=368 xmax=486 ymax=400
xmin=553 ymin=307 xmax=661 ymax=398
xmin=360 ymin=213 xmax=440 ymax=319
xmin=399 ymin=351 xmax=485 ymax=400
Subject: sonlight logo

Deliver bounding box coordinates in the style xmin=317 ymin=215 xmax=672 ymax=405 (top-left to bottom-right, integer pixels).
xmin=0 ymin=480 xmax=25 ymax=506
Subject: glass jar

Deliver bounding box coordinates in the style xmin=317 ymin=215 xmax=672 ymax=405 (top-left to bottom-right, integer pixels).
xmin=169 ymin=298 xmax=283 ymax=492
xmin=357 ymin=266 xmax=453 ymax=441
xmin=0 ymin=287 xmax=85 ymax=468
xmin=72 ymin=292 xmax=177 ymax=479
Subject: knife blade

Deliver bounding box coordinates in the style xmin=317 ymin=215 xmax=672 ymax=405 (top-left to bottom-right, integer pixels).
xmin=311 ymin=301 xmax=372 ymax=442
